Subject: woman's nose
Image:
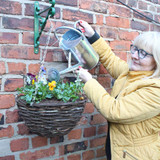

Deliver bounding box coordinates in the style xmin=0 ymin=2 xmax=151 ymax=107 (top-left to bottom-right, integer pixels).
xmin=131 ymin=50 xmax=139 ymax=59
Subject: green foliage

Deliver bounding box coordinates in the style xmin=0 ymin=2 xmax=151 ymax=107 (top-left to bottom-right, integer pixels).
xmin=54 ymin=81 xmax=84 ymax=102
xmin=17 ymin=79 xmax=84 ymax=105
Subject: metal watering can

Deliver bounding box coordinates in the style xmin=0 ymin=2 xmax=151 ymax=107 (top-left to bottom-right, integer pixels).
xmin=48 ymin=21 xmax=99 ymax=82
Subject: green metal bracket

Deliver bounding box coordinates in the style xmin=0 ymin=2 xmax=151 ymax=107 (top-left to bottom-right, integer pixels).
xmin=34 ymin=0 xmax=56 ymax=54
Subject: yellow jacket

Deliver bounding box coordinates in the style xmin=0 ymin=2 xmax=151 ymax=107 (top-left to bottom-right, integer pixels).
xmin=84 ymin=37 xmax=160 ymax=160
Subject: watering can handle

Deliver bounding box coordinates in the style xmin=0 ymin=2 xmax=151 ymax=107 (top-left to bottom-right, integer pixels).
xmin=54 ymin=25 xmax=86 ymax=41
xmin=74 ymin=20 xmax=82 ymax=29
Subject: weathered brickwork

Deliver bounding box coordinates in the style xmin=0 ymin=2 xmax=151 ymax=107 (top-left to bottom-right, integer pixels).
xmin=0 ymin=0 xmax=160 ymax=159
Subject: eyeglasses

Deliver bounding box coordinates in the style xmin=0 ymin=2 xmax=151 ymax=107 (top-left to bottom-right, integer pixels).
xmin=130 ymin=44 xmax=153 ymax=59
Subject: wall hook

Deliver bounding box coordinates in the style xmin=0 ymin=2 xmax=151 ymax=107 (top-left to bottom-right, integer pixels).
xmin=34 ymin=0 xmax=56 ymax=54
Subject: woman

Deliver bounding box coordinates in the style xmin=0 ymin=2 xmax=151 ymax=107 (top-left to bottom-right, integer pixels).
xmin=77 ymin=20 xmax=160 ymax=160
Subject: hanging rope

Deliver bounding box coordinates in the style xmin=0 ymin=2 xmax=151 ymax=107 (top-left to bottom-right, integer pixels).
xmin=32 ymin=16 xmax=56 ymax=104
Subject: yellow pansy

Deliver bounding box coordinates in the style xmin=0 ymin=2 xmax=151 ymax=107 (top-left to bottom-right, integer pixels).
xmin=48 ymin=81 xmax=56 ymax=91
xmin=32 ymin=79 xmax=35 ymax=85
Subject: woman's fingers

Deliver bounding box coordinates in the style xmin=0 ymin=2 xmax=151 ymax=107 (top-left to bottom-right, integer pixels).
xmin=77 ymin=20 xmax=95 ymax=37
xmin=76 ymin=67 xmax=92 ymax=83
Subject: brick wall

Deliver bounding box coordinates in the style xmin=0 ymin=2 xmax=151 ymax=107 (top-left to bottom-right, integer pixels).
xmin=0 ymin=0 xmax=160 ymax=160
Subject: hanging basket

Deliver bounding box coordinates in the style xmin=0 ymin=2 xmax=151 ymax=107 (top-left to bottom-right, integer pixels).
xmin=16 ymin=96 xmax=86 ymax=137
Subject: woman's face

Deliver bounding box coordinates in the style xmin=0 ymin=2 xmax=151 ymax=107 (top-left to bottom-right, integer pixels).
xmin=129 ymin=45 xmax=156 ymax=71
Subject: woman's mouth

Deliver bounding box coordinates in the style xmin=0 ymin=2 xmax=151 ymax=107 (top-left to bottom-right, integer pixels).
xmin=132 ymin=61 xmax=139 ymax=65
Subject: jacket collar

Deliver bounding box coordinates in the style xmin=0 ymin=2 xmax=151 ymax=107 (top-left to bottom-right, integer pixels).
xmin=127 ymin=70 xmax=154 ymax=82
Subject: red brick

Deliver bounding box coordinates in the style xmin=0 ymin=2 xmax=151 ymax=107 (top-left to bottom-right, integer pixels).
xmin=0 ymin=32 xmax=18 ymax=44
xmin=158 ymin=7 xmax=160 ymax=13
xmin=22 ymin=32 xmax=33 ymax=45
xmin=67 ymin=154 xmax=81 ymax=160
xmin=59 ymin=145 xmax=65 ymax=156
xmin=0 ymin=61 xmax=6 ymax=75
xmin=3 ymin=17 xmax=33 ymax=31
xmin=114 ymin=51 xmax=127 ymax=61
xmin=155 ymin=14 xmax=160 ymax=24
xmin=83 ymin=102 xmax=94 ymax=113
xmin=25 ymin=4 xmax=60 ymax=19
xmin=80 ymin=0 xmax=107 ymax=13
xmin=90 ymin=114 xmax=107 ymax=125
xmin=106 ymin=17 xmax=130 ymax=28
xmin=0 ymin=79 xmax=1 ymax=90
xmin=8 ymin=62 xmax=26 ymax=74
xmin=90 ymin=136 xmax=106 ymax=148
xmin=50 ymin=136 xmax=64 ymax=144
xmin=149 ymin=5 xmax=156 ymax=12
xmin=45 ymin=21 xmax=69 ymax=32
xmin=0 ymin=155 xmax=15 ymax=160
xmin=82 ymin=150 xmax=95 ymax=159
xmin=4 ymin=78 xmax=24 ymax=92
xmin=0 ymin=94 xmax=15 ymax=109
xmin=128 ymin=0 xmax=137 ymax=7
xmin=0 ymin=0 xmax=22 ymax=15
xmin=44 ymin=49 xmax=65 ymax=62
xmin=104 ymin=0 xmax=114 ymax=2
xmin=68 ymin=129 xmax=82 ymax=140
xmin=56 ymin=0 xmax=78 ymax=6
xmin=6 ymin=109 xmax=19 ymax=123
xmin=108 ymin=4 xmax=131 ymax=18
xmin=152 ymin=27 xmax=160 ymax=34
xmin=96 ymin=147 xmax=106 ymax=158
xmin=99 ymin=64 xmax=108 ymax=75
xmin=63 ymin=9 xmax=93 ymax=23
xmin=110 ymin=40 xmax=130 ymax=51
xmin=17 ymin=123 xmax=29 ymax=135
xmin=65 ymin=141 xmax=88 ymax=154
xmin=79 ymin=0 xmax=92 ymax=10
xmin=131 ymin=20 xmax=149 ymax=31
xmin=100 ymin=27 xmax=117 ymax=39
xmin=20 ymin=147 xmax=55 ymax=160
xmin=89 ymin=67 xmax=96 ymax=75
xmin=32 ymin=136 xmax=48 ymax=148
xmin=10 ymin=138 xmax=29 ymax=152
xmin=98 ymin=125 xmax=108 ymax=134
xmin=93 ymin=2 xmax=108 ymax=13
xmin=77 ymin=116 xmax=88 ymax=125
xmin=1 ymin=46 xmax=40 ymax=60
xmin=0 ymin=125 xmax=14 ymax=138
xmin=66 ymin=144 xmax=75 ymax=152
xmin=96 ymin=15 xmax=104 ymax=25
xmin=138 ymin=1 xmax=148 ymax=10
xmin=84 ymin=127 xmax=96 ymax=137
xmin=133 ymin=11 xmax=153 ymax=22
xmin=118 ymin=31 xmax=139 ymax=41
xmin=28 ymin=64 xmax=41 ymax=75
xmin=97 ymin=76 xmax=111 ymax=88
xmin=22 ymin=32 xmax=58 ymax=47
xmin=55 ymin=158 xmax=64 ymax=160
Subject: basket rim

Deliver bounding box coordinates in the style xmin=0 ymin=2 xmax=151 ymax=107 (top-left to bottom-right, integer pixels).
xmin=16 ymin=96 xmax=86 ymax=107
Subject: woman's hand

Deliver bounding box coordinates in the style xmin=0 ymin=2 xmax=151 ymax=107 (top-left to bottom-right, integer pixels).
xmin=77 ymin=67 xmax=92 ymax=83
xmin=78 ymin=20 xmax=95 ymax=38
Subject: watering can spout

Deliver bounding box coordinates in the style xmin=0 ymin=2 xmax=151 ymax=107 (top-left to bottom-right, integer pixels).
xmin=52 ymin=21 xmax=99 ymax=80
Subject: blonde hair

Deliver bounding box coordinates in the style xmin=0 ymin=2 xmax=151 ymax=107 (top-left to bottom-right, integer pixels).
xmin=133 ymin=31 xmax=160 ymax=78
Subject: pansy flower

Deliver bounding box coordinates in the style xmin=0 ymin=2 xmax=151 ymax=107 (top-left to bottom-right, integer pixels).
xmin=26 ymin=73 xmax=37 ymax=85
xmin=48 ymin=81 xmax=56 ymax=91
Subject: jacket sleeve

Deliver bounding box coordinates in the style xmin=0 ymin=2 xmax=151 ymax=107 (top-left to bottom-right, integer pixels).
xmin=92 ymin=37 xmax=129 ymax=79
xmin=84 ymin=79 xmax=160 ymax=124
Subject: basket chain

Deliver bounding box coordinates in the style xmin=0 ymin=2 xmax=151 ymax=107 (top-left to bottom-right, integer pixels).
xmin=32 ymin=16 xmax=57 ymax=104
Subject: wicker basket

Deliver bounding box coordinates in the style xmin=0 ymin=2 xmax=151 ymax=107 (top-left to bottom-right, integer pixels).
xmin=16 ymin=96 xmax=86 ymax=137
